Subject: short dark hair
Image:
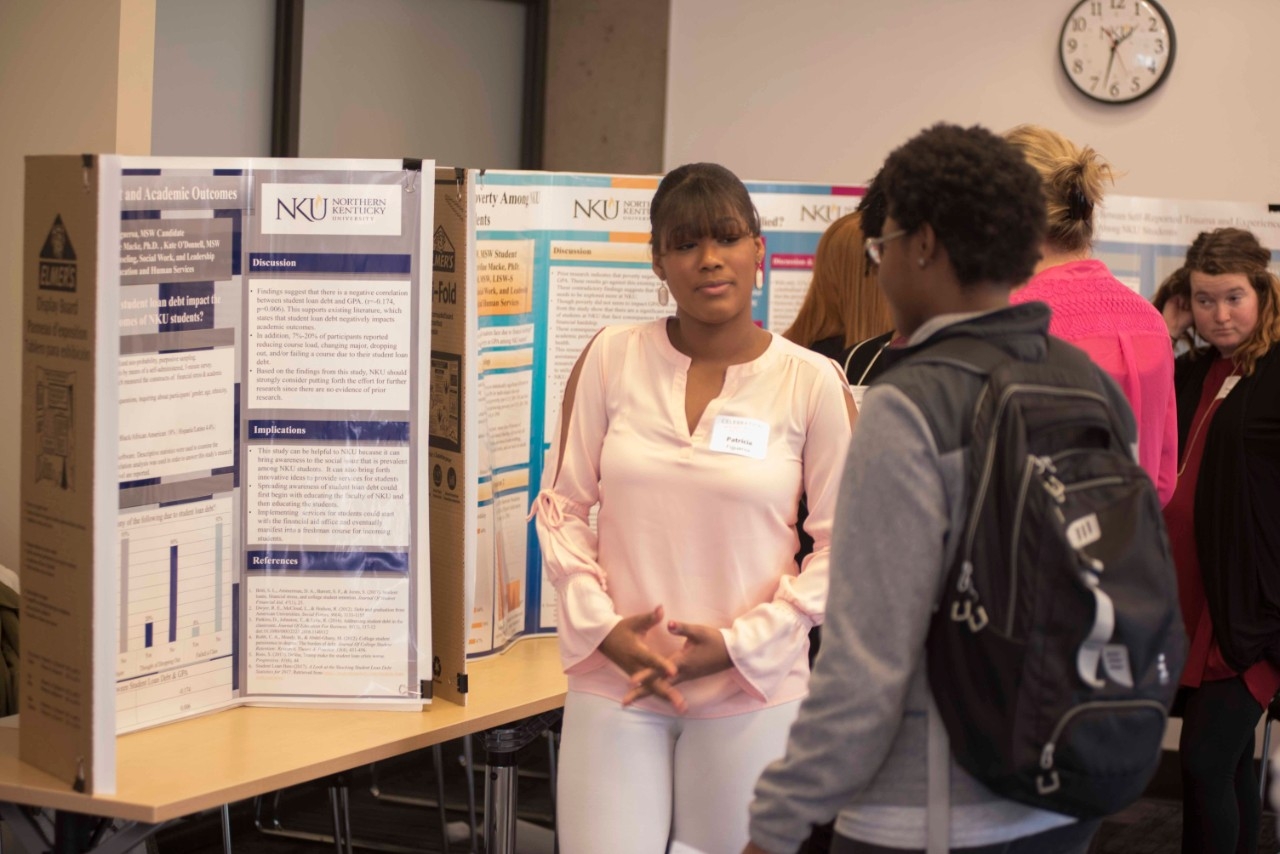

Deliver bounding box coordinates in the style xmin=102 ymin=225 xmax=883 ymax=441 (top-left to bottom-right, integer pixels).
xmin=650 ymin=163 xmax=760 ymax=255
xmin=857 ymin=170 xmax=887 ymax=239
xmin=879 ymin=123 xmax=1046 ymax=287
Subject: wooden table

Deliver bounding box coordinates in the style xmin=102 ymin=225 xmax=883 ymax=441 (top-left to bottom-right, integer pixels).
xmin=0 ymin=637 xmax=565 ymax=850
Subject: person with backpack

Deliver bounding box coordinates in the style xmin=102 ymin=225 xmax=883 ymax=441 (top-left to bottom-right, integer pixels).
xmin=1166 ymin=227 xmax=1280 ymax=854
xmin=743 ymin=123 xmax=1183 ymax=854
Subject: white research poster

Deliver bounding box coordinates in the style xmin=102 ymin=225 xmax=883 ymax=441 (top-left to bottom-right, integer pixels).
xmin=111 ymin=158 xmax=433 ymax=731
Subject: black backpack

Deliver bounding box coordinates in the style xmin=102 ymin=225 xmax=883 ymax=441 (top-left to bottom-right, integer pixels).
xmin=882 ymin=334 xmax=1186 ymax=818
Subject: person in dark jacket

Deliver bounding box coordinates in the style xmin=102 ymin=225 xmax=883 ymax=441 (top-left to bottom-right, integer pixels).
xmin=1164 ymin=227 xmax=1280 ymax=854
xmin=745 ymin=123 xmax=1110 ymax=854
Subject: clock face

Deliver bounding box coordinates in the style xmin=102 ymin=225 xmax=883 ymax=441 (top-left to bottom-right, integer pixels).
xmin=1060 ymin=0 xmax=1175 ymax=104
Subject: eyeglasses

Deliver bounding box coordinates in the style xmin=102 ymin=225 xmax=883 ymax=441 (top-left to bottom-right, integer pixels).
xmin=864 ymin=228 xmax=908 ymax=266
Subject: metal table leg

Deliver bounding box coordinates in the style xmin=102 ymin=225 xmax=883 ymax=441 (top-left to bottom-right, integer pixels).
xmin=482 ymin=710 xmax=563 ymax=854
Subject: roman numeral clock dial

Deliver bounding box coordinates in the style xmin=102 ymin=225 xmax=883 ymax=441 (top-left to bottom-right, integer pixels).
xmin=1060 ymin=0 xmax=1175 ymax=104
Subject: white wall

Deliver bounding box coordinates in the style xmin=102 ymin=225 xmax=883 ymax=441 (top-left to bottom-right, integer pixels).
xmin=151 ymin=0 xmax=275 ymax=156
xmin=299 ymin=0 xmax=526 ymax=166
xmin=0 ymin=0 xmax=155 ymax=574
xmin=666 ymin=0 xmax=1278 ymax=202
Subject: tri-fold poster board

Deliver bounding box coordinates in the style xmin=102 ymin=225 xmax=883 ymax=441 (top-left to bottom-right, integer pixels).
xmin=20 ymin=153 xmax=1280 ymax=795
xmin=21 ymin=155 xmax=436 ymax=793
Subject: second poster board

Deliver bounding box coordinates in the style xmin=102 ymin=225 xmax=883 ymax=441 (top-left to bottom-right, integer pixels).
xmin=428 ymin=168 xmax=862 ymax=698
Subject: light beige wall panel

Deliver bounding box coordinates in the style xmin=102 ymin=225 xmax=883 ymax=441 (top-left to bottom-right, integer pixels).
xmin=0 ymin=0 xmax=155 ymax=574
xmin=543 ymin=0 xmax=669 ymax=175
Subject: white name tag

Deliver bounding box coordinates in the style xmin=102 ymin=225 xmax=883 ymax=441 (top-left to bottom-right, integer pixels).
xmin=1215 ymin=375 xmax=1240 ymax=400
xmin=708 ymin=415 xmax=770 ymax=459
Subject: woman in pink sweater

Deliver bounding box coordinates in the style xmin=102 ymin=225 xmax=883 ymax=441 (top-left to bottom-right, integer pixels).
xmin=1006 ymin=125 xmax=1177 ymax=504
xmin=533 ymin=163 xmax=856 ymax=854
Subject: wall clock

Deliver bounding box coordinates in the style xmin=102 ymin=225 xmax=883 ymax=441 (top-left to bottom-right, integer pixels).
xmin=1059 ymin=0 xmax=1175 ymax=104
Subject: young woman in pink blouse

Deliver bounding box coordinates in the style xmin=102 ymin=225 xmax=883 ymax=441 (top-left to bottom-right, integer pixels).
xmin=1006 ymin=125 xmax=1178 ymax=505
xmin=533 ymin=163 xmax=856 ymax=854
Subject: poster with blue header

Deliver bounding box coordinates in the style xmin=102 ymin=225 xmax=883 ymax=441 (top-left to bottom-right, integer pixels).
xmin=456 ymin=171 xmax=862 ymax=658
xmin=113 ymin=158 xmax=435 ymax=730
xmin=22 ymin=155 xmax=437 ymax=771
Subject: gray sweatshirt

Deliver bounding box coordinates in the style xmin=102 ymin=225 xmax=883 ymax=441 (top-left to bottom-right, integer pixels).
xmin=749 ymin=307 xmax=1087 ymax=852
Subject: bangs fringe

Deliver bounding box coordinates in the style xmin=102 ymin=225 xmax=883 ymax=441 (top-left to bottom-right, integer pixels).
xmin=655 ymin=185 xmax=758 ymax=253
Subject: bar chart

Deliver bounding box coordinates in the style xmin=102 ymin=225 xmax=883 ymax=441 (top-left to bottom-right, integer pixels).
xmin=116 ymin=494 xmax=236 ymax=726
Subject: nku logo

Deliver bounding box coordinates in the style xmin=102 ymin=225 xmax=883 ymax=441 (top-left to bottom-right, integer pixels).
xmin=800 ymin=203 xmax=860 ymax=224
xmin=260 ymin=183 xmax=401 ymax=236
xmin=276 ymin=195 xmax=328 ymax=223
xmin=572 ymin=198 xmax=621 ymax=221
xmin=570 ymin=195 xmax=648 ymax=224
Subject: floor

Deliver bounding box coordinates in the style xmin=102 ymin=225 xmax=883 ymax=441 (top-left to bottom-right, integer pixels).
xmin=137 ymin=744 xmax=1277 ymax=854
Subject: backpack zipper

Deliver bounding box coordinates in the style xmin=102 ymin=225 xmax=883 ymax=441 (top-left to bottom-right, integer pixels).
xmin=1006 ymin=458 xmax=1038 ymax=634
xmin=1036 ymin=699 xmax=1167 ymax=794
xmin=1005 ymin=462 xmax=1125 ymax=635
xmin=963 ymin=384 xmax=1108 ymax=567
xmin=960 ymin=384 xmax=1108 ymax=631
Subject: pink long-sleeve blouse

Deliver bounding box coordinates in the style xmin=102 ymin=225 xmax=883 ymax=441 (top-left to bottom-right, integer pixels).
xmin=532 ymin=318 xmax=854 ymax=718
xmin=1011 ymin=259 xmax=1178 ymax=504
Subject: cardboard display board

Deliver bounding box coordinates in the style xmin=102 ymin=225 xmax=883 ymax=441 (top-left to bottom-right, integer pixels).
xmin=21 ymin=156 xmax=119 ymax=795
xmin=22 ymin=155 xmax=435 ymax=793
xmin=427 ymin=170 xmax=473 ymax=704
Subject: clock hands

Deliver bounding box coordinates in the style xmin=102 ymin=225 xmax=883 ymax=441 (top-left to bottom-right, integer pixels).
xmin=1100 ymin=24 xmax=1138 ymax=89
xmin=1101 ymin=27 xmax=1119 ymax=88
xmin=1116 ymin=26 xmax=1139 ymax=77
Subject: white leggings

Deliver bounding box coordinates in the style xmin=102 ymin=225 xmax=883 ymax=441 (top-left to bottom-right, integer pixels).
xmin=556 ymin=690 xmax=802 ymax=854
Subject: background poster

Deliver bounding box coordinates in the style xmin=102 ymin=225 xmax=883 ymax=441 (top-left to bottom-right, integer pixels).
xmin=1094 ymin=195 xmax=1280 ymax=295
xmin=466 ymin=172 xmax=862 ymax=656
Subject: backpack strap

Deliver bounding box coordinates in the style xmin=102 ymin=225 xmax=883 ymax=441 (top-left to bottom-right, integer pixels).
xmin=877 ymin=334 xmax=1007 ymax=454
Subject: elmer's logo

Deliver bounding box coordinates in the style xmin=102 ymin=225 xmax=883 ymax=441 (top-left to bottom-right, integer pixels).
xmin=572 ymin=198 xmax=621 ymax=221
xmin=433 ymin=226 xmax=456 ymax=273
xmin=800 ymin=203 xmax=859 ymax=224
xmin=276 ymin=195 xmax=328 ymax=223
xmin=38 ymin=215 xmax=77 ymax=292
